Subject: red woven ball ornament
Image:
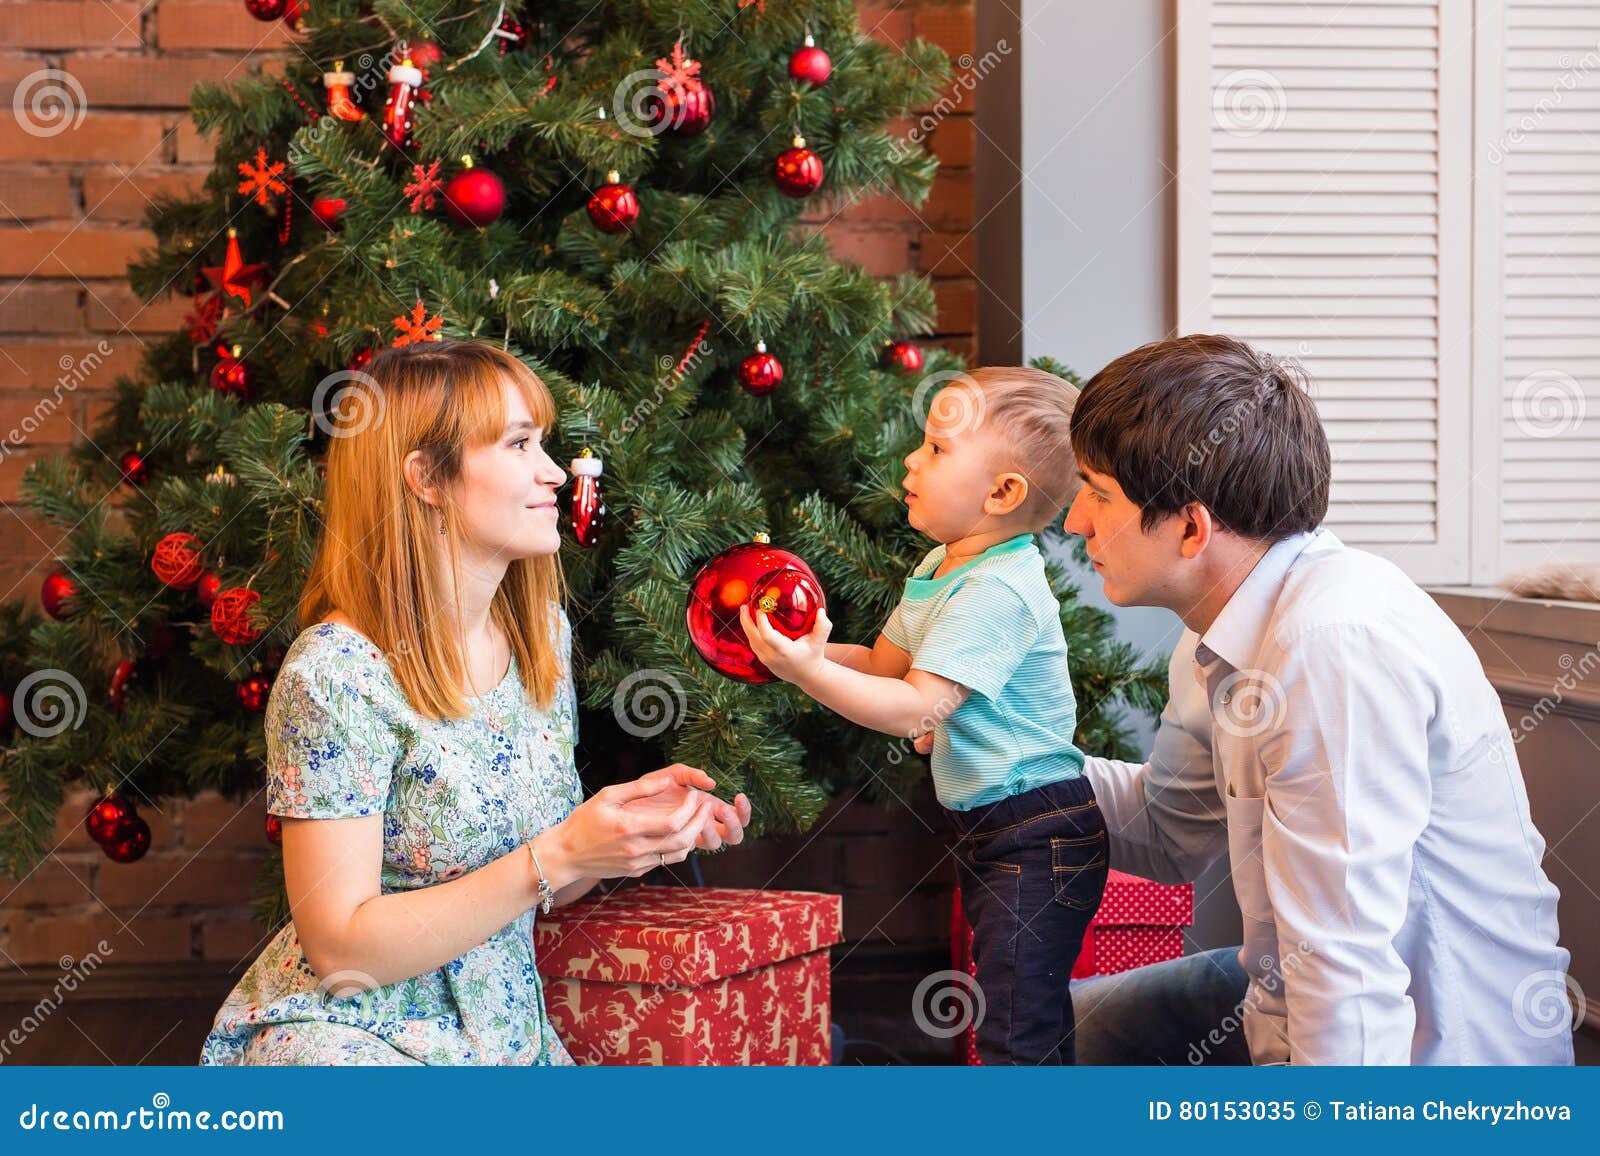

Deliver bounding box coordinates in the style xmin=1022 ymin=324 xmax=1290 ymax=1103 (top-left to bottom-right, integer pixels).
xmin=686 ymin=535 xmax=823 ymax=684
xmin=210 ymin=587 xmax=263 ymax=645
xmin=151 ymin=532 xmax=205 ymax=590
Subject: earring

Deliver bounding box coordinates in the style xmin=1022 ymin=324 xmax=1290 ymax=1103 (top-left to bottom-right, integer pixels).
xmin=437 ymin=515 xmax=446 ymax=536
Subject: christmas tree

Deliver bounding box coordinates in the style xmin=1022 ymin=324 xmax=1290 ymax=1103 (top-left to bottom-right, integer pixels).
xmin=0 ymin=1 xmax=1164 ymax=922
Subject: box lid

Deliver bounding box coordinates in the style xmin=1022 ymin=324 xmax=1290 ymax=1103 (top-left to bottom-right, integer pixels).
xmin=1091 ymin=870 xmax=1194 ymax=928
xmin=534 ymin=885 xmax=843 ymax=986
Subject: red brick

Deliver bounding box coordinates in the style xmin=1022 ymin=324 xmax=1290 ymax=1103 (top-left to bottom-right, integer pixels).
xmin=825 ymin=226 xmax=914 ymax=277
xmin=826 ymin=190 xmax=922 ymax=229
xmin=0 ymin=857 xmax=95 ymax=907
xmin=156 ymin=1 xmax=295 ymax=51
xmin=201 ymin=915 xmax=272 ymax=963
xmin=928 ymin=115 xmax=975 ymax=169
xmin=84 ymin=282 xmax=190 ymax=333
xmin=914 ymin=4 xmax=977 ymax=64
xmin=0 ymin=225 xmax=155 ymax=278
xmin=0 ymin=3 xmax=143 ymax=51
xmin=0 ymin=282 xmax=82 ymax=333
xmin=0 ymin=113 xmax=168 ymax=165
xmin=933 ymin=278 xmax=976 ymax=334
xmin=67 ymin=52 xmax=252 ymax=108
xmin=94 ymin=851 xmax=260 ymax=908
xmin=934 ymin=333 xmax=976 ymax=361
xmin=182 ymin=790 xmax=270 ymax=851
xmin=859 ymin=3 xmax=914 ymax=48
xmin=921 ymin=170 xmax=974 ymax=230
xmin=83 ymin=164 xmax=207 ymax=222
xmin=918 ymin=230 xmax=975 ymax=277
xmin=0 ymin=169 xmax=74 ymax=221
xmin=8 ymin=910 xmax=194 ymax=965
xmin=0 ymin=511 xmax=69 ymax=600
xmin=173 ymin=121 xmax=214 ymax=164
xmin=0 ymin=391 xmax=86 ymax=448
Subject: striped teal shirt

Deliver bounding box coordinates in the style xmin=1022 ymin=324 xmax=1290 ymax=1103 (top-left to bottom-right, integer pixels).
xmin=882 ymin=533 xmax=1085 ymax=811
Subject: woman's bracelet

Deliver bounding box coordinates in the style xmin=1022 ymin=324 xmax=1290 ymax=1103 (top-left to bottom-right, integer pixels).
xmin=527 ymin=836 xmax=556 ymax=915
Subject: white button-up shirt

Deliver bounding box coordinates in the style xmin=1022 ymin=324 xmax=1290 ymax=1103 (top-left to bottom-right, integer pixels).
xmin=1085 ymin=529 xmax=1572 ymax=1064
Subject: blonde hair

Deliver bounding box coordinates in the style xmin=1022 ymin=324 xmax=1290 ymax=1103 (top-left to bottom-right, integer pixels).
xmin=965 ymin=365 xmax=1080 ymax=521
xmin=299 ymin=340 xmax=566 ymax=720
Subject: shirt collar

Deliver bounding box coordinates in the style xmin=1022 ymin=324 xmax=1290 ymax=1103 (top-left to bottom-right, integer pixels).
xmin=1195 ymin=530 xmax=1322 ymax=671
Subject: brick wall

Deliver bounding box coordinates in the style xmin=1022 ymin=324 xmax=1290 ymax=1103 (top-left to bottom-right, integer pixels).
xmin=0 ymin=2 xmax=975 ymax=983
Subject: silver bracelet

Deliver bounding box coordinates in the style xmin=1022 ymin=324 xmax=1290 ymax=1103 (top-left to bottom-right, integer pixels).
xmin=527 ymin=839 xmax=556 ymax=915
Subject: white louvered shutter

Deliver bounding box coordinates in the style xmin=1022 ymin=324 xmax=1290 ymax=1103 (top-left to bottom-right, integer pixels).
xmin=1177 ymin=0 xmax=1471 ymax=583
xmin=1494 ymin=0 xmax=1600 ymax=564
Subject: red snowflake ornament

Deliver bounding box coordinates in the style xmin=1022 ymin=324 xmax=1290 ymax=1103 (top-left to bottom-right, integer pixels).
xmin=236 ymin=147 xmax=288 ymax=207
xmin=656 ymin=40 xmax=704 ymax=95
xmin=392 ymin=301 xmax=443 ymax=346
xmin=404 ymin=159 xmax=444 ymax=213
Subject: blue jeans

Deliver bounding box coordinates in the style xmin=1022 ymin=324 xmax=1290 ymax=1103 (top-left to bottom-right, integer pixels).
xmin=946 ymin=776 xmax=1107 ymax=1065
xmin=1071 ymin=946 xmax=1253 ymax=1065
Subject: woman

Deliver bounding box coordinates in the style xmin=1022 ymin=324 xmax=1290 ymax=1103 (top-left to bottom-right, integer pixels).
xmin=201 ymin=340 xmax=749 ymax=1065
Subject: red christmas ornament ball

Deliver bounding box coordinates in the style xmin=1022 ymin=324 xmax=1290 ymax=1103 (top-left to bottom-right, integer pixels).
xmin=750 ymin=567 xmax=825 ymax=641
xmin=310 ymin=197 xmax=347 ymax=230
xmin=244 ymin=0 xmax=287 ymax=20
xmin=587 ymin=171 xmax=639 ymax=234
xmin=686 ymin=536 xmax=822 ymax=683
xmin=210 ymin=587 xmax=263 ymax=645
xmin=650 ymin=84 xmax=715 ymax=136
xmin=789 ymin=38 xmax=833 ymax=86
xmin=237 ymin=673 xmax=273 ymax=713
xmin=41 ymin=570 xmax=77 ymax=620
xmin=883 ymin=339 xmax=925 ymax=373
xmin=443 ymin=159 xmax=506 ymax=227
xmin=196 ymin=571 xmax=223 ymax=609
xmin=102 ymin=814 xmax=151 ymax=863
xmin=773 ymin=136 xmax=825 ymax=197
xmin=738 ymin=341 xmax=784 ymax=397
xmin=349 ymin=347 xmax=374 ymax=373
xmin=210 ymin=346 xmax=252 ymax=399
xmin=152 ymin=531 xmax=205 ymax=590
xmin=85 ymin=794 xmax=135 ymax=845
xmin=265 ymin=812 xmax=283 ymax=847
xmin=108 ymin=658 xmax=139 ymax=712
xmin=119 ymin=448 xmax=152 ymax=486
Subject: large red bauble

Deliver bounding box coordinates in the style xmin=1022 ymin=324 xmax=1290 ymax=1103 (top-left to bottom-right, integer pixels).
xmin=774 ymin=137 xmax=824 ymax=197
xmin=443 ymin=160 xmax=506 ymax=227
xmin=244 ymin=0 xmax=287 ymax=20
xmin=310 ymin=197 xmax=347 ymax=230
xmin=686 ymin=536 xmax=823 ymax=684
xmin=738 ymin=342 xmax=784 ymax=397
xmin=151 ymin=531 xmax=205 ymax=589
xmin=883 ymin=339 xmax=925 ymax=373
xmin=85 ymin=794 xmax=135 ymax=845
xmin=789 ymin=39 xmax=832 ymax=86
xmin=750 ymin=567 xmax=825 ymax=640
xmin=211 ymin=587 xmax=263 ymax=645
xmin=41 ymin=570 xmax=76 ymax=620
xmin=649 ymin=83 xmax=715 ymax=136
xmin=102 ymin=814 xmax=151 ymax=863
xmin=587 ymin=171 xmax=639 ymax=234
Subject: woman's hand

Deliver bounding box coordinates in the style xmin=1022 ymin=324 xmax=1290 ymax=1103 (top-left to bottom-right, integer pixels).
xmin=739 ymin=603 xmax=832 ymax=687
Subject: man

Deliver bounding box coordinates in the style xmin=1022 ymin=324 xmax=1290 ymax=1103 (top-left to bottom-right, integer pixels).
xmin=1058 ymin=334 xmax=1570 ymax=1064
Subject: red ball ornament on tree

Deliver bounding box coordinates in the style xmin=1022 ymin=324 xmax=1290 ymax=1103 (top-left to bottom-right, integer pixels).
xmin=210 ymin=587 xmax=263 ymax=646
xmin=569 ymin=449 xmax=606 ymax=548
xmin=443 ymin=155 xmax=506 ymax=228
xmin=883 ymin=339 xmax=925 ymax=373
xmin=41 ymin=570 xmax=77 ymax=620
xmin=265 ymin=813 xmax=283 ymax=847
xmin=382 ymin=58 xmax=424 ymax=151
xmin=243 ymin=0 xmax=287 ymax=20
xmin=738 ymin=340 xmax=784 ymax=397
xmin=210 ymin=344 xmax=252 ymax=399
xmin=773 ymin=134 xmax=824 ymax=197
xmin=651 ymin=84 xmax=715 ymax=136
xmin=152 ymin=532 xmax=205 ymax=590
xmin=102 ymin=814 xmax=151 ymax=863
xmin=587 ymin=171 xmax=639 ymax=234
xmin=119 ymin=448 xmax=152 ymax=486
xmin=686 ymin=534 xmax=824 ymax=684
xmin=237 ymin=673 xmax=272 ymax=713
xmin=196 ymin=572 xmax=222 ymax=609
xmin=108 ymin=658 xmax=139 ymax=713
xmin=788 ymin=33 xmax=832 ymax=86
xmin=751 ymin=567 xmax=825 ymax=640
xmin=311 ymin=197 xmax=347 ymax=230
xmin=85 ymin=794 xmax=135 ymax=845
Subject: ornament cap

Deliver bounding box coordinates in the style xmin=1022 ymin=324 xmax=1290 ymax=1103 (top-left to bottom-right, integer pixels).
xmin=793 ymin=133 xmax=807 ymax=148
xmin=604 ymin=169 xmax=621 ymax=185
xmin=753 ymin=532 xmax=771 ymax=545
xmin=754 ymin=339 xmax=768 ymax=353
xmin=460 ymin=154 xmax=474 ymax=168
xmin=804 ymin=32 xmax=816 ymax=47
xmin=229 ymin=343 xmax=241 ymax=358
xmin=389 ymin=62 xmax=424 ymax=87
xmin=570 ymin=451 xmax=604 ymax=477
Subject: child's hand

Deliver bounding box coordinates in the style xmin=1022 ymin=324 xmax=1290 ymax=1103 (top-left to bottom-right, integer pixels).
xmin=739 ymin=603 xmax=832 ymax=686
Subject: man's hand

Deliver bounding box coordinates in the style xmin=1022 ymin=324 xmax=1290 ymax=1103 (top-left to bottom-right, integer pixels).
xmin=738 ymin=603 xmax=833 ymax=687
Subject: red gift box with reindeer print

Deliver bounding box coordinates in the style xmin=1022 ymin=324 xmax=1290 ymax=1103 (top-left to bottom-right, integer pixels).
xmin=533 ymin=885 xmax=842 ymax=1066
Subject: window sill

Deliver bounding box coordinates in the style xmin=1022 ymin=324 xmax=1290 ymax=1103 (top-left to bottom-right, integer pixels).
xmin=1429 ymin=586 xmax=1600 ymax=720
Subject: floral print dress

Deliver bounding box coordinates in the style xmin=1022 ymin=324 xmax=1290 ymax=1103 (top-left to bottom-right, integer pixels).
xmin=199 ymin=610 xmax=581 ymax=1066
